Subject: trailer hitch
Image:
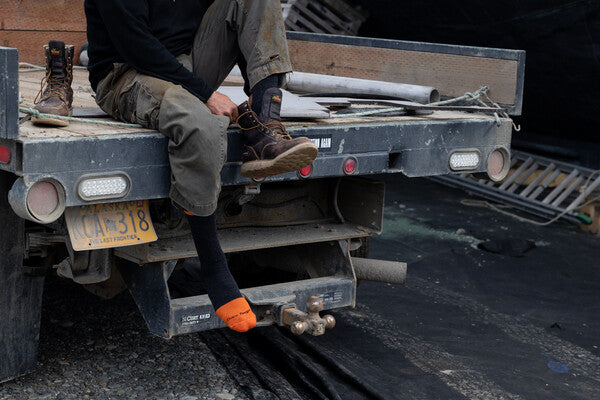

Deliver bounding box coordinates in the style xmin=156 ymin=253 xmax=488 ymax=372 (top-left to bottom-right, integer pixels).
xmin=280 ymin=296 xmax=336 ymax=336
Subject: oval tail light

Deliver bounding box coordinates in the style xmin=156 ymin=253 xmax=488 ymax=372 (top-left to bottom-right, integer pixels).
xmin=0 ymin=145 xmax=10 ymax=164
xmin=449 ymin=151 xmax=481 ymax=171
xmin=27 ymin=180 xmax=66 ymax=223
xmin=78 ymin=175 xmax=130 ymax=201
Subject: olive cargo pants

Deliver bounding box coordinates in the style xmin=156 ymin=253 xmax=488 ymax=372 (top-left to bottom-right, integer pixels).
xmin=95 ymin=0 xmax=292 ymax=216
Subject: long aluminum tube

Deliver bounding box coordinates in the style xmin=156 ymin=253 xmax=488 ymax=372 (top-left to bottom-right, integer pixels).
xmin=284 ymin=72 xmax=440 ymax=104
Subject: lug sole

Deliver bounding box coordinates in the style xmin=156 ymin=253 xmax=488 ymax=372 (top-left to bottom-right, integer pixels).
xmin=241 ymin=142 xmax=318 ymax=179
xmin=32 ymin=111 xmax=72 ymax=127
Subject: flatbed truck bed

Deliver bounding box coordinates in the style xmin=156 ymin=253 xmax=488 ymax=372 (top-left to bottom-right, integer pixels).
xmin=13 ymin=68 xmax=514 ymax=207
xmin=0 ymin=32 xmax=524 ymax=383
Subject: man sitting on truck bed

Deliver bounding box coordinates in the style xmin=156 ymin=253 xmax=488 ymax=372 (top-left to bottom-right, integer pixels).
xmin=84 ymin=0 xmax=318 ymax=332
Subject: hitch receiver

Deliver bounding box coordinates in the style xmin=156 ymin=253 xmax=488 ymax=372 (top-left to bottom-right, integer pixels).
xmin=281 ymin=296 xmax=336 ymax=336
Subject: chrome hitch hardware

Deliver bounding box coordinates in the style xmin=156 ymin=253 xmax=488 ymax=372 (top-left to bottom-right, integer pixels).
xmin=281 ymin=296 xmax=336 ymax=336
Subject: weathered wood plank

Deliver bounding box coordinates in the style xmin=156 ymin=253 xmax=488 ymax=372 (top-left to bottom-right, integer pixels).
xmin=19 ymin=69 xmax=100 ymax=109
xmin=288 ymin=39 xmax=519 ymax=106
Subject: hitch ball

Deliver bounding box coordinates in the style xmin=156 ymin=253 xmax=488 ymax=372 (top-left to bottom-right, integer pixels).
xmin=282 ymin=296 xmax=336 ymax=336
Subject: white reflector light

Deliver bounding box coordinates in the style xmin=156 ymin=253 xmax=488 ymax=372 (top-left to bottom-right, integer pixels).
xmin=78 ymin=176 xmax=129 ymax=200
xmin=449 ymin=151 xmax=481 ymax=171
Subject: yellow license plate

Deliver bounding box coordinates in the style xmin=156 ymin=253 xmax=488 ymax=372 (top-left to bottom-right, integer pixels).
xmin=65 ymin=200 xmax=157 ymax=251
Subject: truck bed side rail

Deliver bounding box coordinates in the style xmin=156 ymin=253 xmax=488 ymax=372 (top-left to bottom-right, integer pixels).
xmin=287 ymin=32 xmax=526 ymax=115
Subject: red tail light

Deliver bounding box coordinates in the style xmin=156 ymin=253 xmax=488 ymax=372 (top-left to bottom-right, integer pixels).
xmin=27 ymin=181 xmax=60 ymax=218
xmin=343 ymin=157 xmax=357 ymax=175
xmin=299 ymin=165 xmax=312 ymax=178
xmin=0 ymin=145 xmax=10 ymax=164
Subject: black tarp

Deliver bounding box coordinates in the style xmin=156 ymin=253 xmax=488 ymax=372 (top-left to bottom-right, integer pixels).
xmin=353 ymin=0 xmax=599 ymax=161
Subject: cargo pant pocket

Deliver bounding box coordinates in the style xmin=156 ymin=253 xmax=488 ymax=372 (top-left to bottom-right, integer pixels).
xmin=118 ymin=82 xmax=162 ymax=130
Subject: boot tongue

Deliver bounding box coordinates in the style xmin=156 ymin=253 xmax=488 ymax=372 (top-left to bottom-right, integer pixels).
xmin=258 ymin=88 xmax=283 ymax=122
xmin=48 ymin=40 xmax=66 ymax=79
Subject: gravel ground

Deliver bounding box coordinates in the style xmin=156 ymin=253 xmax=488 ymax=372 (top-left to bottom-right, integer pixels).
xmin=0 ymin=276 xmax=248 ymax=400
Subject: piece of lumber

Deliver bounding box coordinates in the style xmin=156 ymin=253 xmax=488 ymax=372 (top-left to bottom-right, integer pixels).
xmin=580 ymin=205 xmax=600 ymax=235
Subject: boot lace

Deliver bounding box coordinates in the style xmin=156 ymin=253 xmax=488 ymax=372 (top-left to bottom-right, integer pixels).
xmin=236 ymin=110 xmax=292 ymax=140
xmin=264 ymin=121 xmax=291 ymax=140
xmin=34 ymin=65 xmax=72 ymax=104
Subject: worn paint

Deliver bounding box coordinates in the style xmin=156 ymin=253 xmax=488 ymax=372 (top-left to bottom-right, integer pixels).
xmin=337 ymin=138 xmax=345 ymax=154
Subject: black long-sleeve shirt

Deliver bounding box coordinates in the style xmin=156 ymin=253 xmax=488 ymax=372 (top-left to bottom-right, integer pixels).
xmin=84 ymin=0 xmax=214 ymax=101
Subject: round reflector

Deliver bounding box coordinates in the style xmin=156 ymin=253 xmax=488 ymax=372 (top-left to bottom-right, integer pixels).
xmin=299 ymin=165 xmax=312 ymax=178
xmin=27 ymin=180 xmax=65 ymax=222
xmin=487 ymin=148 xmax=511 ymax=182
xmin=343 ymin=158 xmax=357 ymax=175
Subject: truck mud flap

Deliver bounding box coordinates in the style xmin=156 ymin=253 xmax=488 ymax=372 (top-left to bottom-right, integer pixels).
xmin=1 ymin=171 xmax=45 ymax=383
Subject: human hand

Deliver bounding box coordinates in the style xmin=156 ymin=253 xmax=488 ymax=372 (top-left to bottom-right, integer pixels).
xmin=206 ymin=91 xmax=238 ymax=123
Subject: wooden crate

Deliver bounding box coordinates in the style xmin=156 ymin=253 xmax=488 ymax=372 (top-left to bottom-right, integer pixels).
xmin=0 ymin=0 xmax=87 ymax=65
xmin=282 ymin=0 xmax=367 ymax=36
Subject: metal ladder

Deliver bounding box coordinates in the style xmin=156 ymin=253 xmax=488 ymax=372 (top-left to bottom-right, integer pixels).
xmin=431 ymin=151 xmax=600 ymax=224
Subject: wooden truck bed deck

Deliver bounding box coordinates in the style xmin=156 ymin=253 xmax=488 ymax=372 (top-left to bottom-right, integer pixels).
xmin=18 ymin=69 xmax=495 ymax=140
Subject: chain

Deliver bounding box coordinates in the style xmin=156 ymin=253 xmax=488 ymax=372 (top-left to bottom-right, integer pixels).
xmin=331 ymin=86 xmax=521 ymax=132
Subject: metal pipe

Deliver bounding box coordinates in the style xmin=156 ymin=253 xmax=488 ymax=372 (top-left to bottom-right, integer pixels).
xmin=499 ymin=157 xmax=533 ymax=190
xmin=543 ymin=170 xmax=579 ymax=204
xmin=284 ymin=72 xmax=440 ymax=104
xmin=552 ymin=176 xmax=584 ymax=208
xmin=520 ymin=163 xmax=556 ymax=198
xmin=351 ymin=257 xmax=407 ymax=285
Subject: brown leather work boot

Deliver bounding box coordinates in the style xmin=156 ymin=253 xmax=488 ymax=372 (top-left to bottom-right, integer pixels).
xmin=33 ymin=41 xmax=74 ymax=127
xmin=237 ymin=88 xmax=318 ymax=179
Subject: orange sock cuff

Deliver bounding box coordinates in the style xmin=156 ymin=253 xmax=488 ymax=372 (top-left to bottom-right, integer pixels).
xmin=216 ymin=297 xmax=257 ymax=332
xmin=184 ymin=210 xmax=195 ymax=216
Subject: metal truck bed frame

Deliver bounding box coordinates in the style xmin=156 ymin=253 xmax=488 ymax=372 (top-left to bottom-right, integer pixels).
xmin=5 ymin=66 xmax=515 ymax=209
xmin=1 ymin=32 xmax=523 ymax=211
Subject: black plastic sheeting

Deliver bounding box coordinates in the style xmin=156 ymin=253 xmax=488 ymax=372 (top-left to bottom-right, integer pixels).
xmin=199 ymin=176 xmax=600 ymax=400
xmin=352 ymin=0 xmax=600 ymax=144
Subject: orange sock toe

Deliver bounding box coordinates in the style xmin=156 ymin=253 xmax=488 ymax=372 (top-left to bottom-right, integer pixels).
xmin=216 ymin=297 xmax=257 ymax=332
